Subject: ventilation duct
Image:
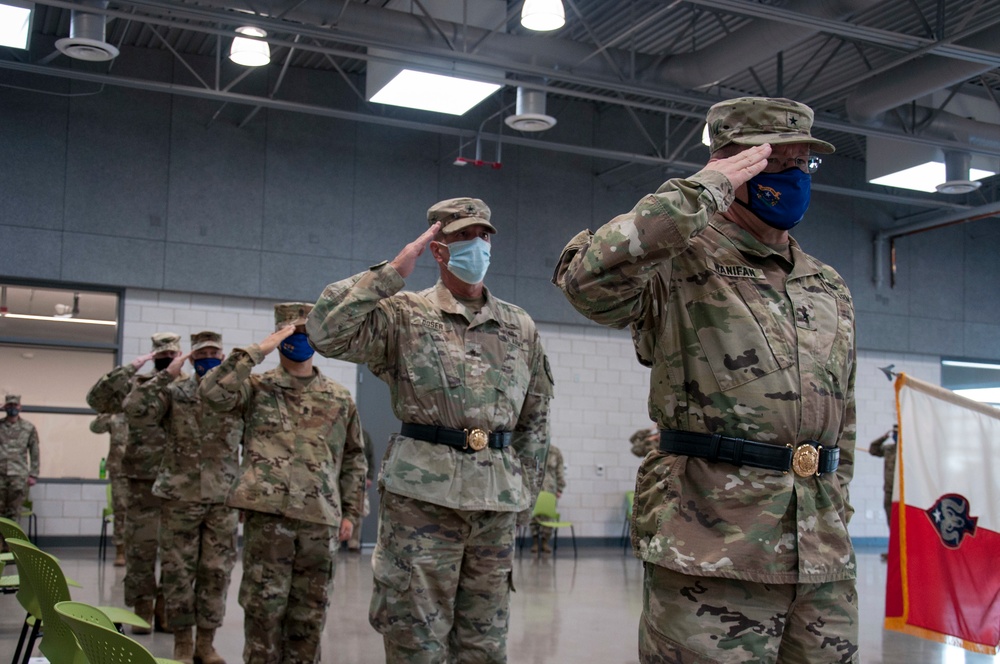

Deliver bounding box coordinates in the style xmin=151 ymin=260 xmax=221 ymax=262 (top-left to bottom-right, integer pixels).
xmin=55 ymin=0 xmax=119 ymax=62
xmin=936 ymin=151 xmax=981 ymax=195
xmin=504 ymin=87 xmax=556 ymax=132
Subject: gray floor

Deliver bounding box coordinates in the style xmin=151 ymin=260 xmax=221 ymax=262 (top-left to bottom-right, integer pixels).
xmin=2 ymin=544 xmax=997 ymax=663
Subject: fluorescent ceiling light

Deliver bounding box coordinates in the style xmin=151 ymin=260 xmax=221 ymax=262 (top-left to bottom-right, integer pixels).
xmin=953 ymin=387 xmax=1000 ymax=407
xmin=942 ymin=360 xmax=1000 ymax=370
xmin=1 ymin=313 xmax=116 ymax=326
xmin=229 ymin=26 xmax=270 ymax=67
xmin=869 ymin=160 xmax=995 ymax=193
xmin=521 ymin=0 xmax=565 ymax=31
xmin=369 ymin=69 xmax=501 ymax=115
xmin=0 ymin=1 xmax=32 ymax=49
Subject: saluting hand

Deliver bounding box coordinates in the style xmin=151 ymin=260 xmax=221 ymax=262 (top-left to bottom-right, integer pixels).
xmin=706 ymin=143 xmax=772 ymax=191
xmin=165 ymin=352 xmax=190 ymax=378
xmin=390 ymin=221 xmax=442 ymax=279
xmin=130 ymin=351 xmax=155 ymax=370
xmin=258 ymin=325 xmax=296 ymax=356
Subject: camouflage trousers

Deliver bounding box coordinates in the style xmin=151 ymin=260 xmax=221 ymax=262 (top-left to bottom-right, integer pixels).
xmin=369 ymin=491 xmax=516 ymax=664
xmin=160 ymin=500 xmax=238 ymax=629
xmin=529 ymin=521 xmax=554 ymax=545
xmin=111 ymin=473 xmax=129 ymax=548
xmin=124 ymin=478 xmax=163 ymax=607
xmin=239 ymin=510 xmax=336 ymax=664
xmin=0 ymin=475 xmax=28 ymax=520
xmin=639 ymin=563 xmax=859 ymax=664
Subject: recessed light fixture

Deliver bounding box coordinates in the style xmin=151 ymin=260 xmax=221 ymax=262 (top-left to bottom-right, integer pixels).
xmin=369 ymin=69 xmax=501 ymax=116
xmin=869 ymin=161 xmax=995 ymax=194
xmin=1 ymin=313 xmax=116 ymax=326
xmin=229 ymin=26 xmax=270 ymax=67
xmin=0 ymin=0 xmax=32 ymax=50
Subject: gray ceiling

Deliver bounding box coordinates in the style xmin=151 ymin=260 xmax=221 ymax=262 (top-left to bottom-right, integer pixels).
xmin=5 ymin=0 xmax=1000 ymax=211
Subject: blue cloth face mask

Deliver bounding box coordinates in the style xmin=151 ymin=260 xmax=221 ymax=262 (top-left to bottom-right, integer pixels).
xmin=193 ymin=357 xmax=222 ymax=377
xmin=279 ymin=332 xmax=315 ymax=362
xmin=445 ymin=237 xmax=491 ymax=284
xmin=740 ymin=167 xmax=812 ymax=230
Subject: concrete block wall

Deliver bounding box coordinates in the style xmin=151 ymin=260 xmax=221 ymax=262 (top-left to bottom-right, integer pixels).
xmin=29 ymin=480 xmax=107 ymax=539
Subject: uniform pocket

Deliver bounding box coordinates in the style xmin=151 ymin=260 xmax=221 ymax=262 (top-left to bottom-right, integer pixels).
xmin=368 ymin=546 xmax=419 ymax=646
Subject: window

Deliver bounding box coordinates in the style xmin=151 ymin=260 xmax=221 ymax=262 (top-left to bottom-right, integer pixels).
xmin=941 ymin=359 xmax=1000 ymax=408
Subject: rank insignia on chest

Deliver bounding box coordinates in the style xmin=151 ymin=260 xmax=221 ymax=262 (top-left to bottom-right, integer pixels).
xmin=709 ymin=261 xmax=764 ymax=280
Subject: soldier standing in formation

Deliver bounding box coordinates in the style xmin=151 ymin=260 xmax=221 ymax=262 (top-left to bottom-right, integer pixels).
xmin=628 ymin=427 xmax=659 ymax=459
xmin=125 ymin=331 xmax=242 ymax=664
xmin=200 ymin=303 xmax=367 ymax=664
xmin=868 ymin=424 xmax=898 ymax=527
xmin=0 ymin=394 xmax=40 ymax=521
xmin=307 ymin=197 xmax=554 ymax=663
xmin=88 ymin=332 xmax=184 ymax=632
xmin=556 ymin=97 xmax=859 ymax=662
xmin=346 ymin=429 xmax=374 ymax=552
xmin=89 ymin=411 xmax=129 ymax=566
xmin=530 ymin=444 xmax=566 ymax=554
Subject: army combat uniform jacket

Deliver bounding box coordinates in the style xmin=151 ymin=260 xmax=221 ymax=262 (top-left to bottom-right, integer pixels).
xmin=0 ymin=417 xmax=40 ymax=478
xmin=124 ymin=372 xmax=244 ymax=504
xmin=198 ymin=345 xmax=366 ymax=527
xmin=306 ymin=265 xmax=554 ymax=513
xmin=541 ymin=445 xmax=566 ymax=495
xmin=87 ymin=365 xmax=187 ymax=480
xmin=555 ymin=169 xmax=857 ymax=585
xmin=89 ymin=413 xmax=128 ymax=476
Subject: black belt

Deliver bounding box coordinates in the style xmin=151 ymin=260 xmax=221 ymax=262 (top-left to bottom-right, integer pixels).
xmin=659 ymin=429 xmax=839 ymax=477
xmin=401 ymin=423 xmax=511 ymax=453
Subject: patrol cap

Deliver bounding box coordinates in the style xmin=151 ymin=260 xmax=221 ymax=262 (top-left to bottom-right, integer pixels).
xmin=150 ymin=332 xmax=182 ymax=355
xmin=4 ymin=394 xmax=20 ymax=405
xmin=706 ymin=97 xmax=835 ymax=155
xmin=190 ymin=330 xmax=223 ymax=352
xmin=427 ymin=197 xmax=496 ymax=235
xmin=274 ymin=302 xmax=313 ymax=331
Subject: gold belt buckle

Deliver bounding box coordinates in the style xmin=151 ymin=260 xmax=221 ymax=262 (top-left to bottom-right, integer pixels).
xmin=465 ymin=428 xmax=489 ymax=452
xmin=791 ymin=443 xmax=820 ymax=477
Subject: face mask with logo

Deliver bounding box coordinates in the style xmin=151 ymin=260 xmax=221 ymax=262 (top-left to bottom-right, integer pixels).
xmin=279 ymin=332 xmax=315 ymax=363
xmin=193 ymin=357 xmax=222 ymax=377
xmin=154 ymin=356 xmax=174 ymax=371
xmin=739 ymin=167 xmax=812 ymax=231
xmin=444 ymin=237 xmax=491 ymax=284
xmin=4 ymin=406 xmax=18 ymax=417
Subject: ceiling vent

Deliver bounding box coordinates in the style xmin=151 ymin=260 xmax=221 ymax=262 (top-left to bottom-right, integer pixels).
xmin=504 ymin=87 xmax=557 ymax=132
xmin=55 ymin=1 xmax=119 ymax=62
xmin=936 ymin=150 xmax=982 ymax=195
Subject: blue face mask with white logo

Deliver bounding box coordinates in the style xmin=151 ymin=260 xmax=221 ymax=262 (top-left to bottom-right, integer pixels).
xmin=279 ymin=332 xmax=315 ymax=363
xmin=445 ymin=237 xmax=491 ymax=284
xmin=740 ymin=167 xmax=812 ymax=231
xmin=193 ymin=357 xmax=222 ymax=377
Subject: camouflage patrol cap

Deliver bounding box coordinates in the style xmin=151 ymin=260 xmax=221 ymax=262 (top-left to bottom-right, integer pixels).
xmin=706 ymin=97 xmax=835 ymax=155
xmin=190 ymin=330 xmax=223 ymax=352
xmin=427 ymin=197 xmax=497 ymax=235
xmin=150 ymin=332 xmax=182 ymax=354
xmin=4 ymin=394 xmax=20 ymax=405
xmin=274 ymin=302 xmax=313 ymax=331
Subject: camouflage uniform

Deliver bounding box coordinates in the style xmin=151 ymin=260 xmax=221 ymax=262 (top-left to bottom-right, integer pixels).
xmin=868 ymin=429 xmax=897 ymax=526
xmin=346 ymin=429 xmax=374 ymax=550
xmin=90 ymin=413 xmax=129 ymax=548
xmin=306 ymin=198 xmax=554 ymax=663
xmin=124 ymin=331 xmax=243 ymax=633
xmin=629 ymin=427 xmax=659 ymax=459
xmin=555 ymin=98 xmax=858 ymax=663
xmin=0 ymin=396 xmax=40 ymax=520
xmin=87 ymin=333 xmax=185 ymax=612
xmin=531 ymin=444 xmax=566 ymax=548
xmin=199 ymin=304 xmax=366 ymax=664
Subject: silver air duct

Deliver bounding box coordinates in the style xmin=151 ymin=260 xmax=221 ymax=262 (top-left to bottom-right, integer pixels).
xmin=505 ymin=87 xmax=557 ymax=132
xmin=936 ymin=151 xmax=981 ymax=195
xmin=56 ymin=0 xmax=119 ymax=62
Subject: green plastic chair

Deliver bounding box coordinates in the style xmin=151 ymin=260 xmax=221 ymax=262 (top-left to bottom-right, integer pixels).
xmin=98 ymin=483 xmax=114 ymax=562
xmin=54 ymin=601 xmax=182 ymax=664
xmin=532 ymin=490 xmax=577 ymax=558
xmin=6 ymin=538 xmax=150 ymax=664
xmin=1 ymin=515 xmax=26 ymax=572
xmin=21 ymin=497 xmax=38 ymax=542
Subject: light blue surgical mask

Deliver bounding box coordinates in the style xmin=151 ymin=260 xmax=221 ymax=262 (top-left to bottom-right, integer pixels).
xmin=445 ymin=237 xmax=491 ymax=284
xmin=278 ymin=332 xmax=315 ymax=363
xmin=738 ymin=167 xmax=812 ymax=231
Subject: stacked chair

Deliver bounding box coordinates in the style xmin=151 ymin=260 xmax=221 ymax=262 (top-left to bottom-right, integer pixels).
xmin=56 ymin=601 xmax=182 ymax=664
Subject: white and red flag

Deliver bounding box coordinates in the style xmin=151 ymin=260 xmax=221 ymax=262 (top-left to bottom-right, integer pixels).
xmin=886 ymin=373 xmax=1000 ymax=654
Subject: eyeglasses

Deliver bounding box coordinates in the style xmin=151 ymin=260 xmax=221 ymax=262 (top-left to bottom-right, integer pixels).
xmin=764 ymin=156 xmax=822 ymax=174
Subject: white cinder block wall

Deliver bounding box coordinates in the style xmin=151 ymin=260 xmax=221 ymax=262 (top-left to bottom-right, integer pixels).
xmin=35 ymin=287 xmax=943 ymax=546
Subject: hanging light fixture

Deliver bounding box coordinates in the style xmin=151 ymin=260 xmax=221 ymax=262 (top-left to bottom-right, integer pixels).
xmin=229 ymin=26 xmax=270 ymax=67
xmin=520 ymin=0 xmax=565 ymax=31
